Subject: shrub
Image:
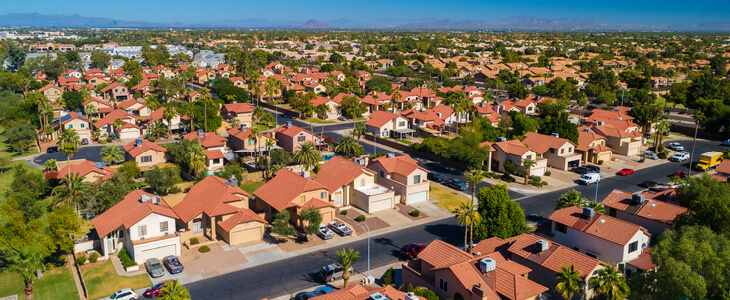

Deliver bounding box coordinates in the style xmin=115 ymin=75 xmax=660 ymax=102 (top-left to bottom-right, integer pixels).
xmin=169 ymin=185 xmax=182 ymax=194
xmin=658 ymin=144 xmax=665 ymax=152
xmin=147 ymin=136 xmax=157 ymax=142
xmin=89 ymin=252 xmax=99 ymax=263
xmin=639 ymin=157 xmax=646 ymax=163
xmin=340 ymin=210 xmax=348 ymax=216
xmin=530 ymin=175 xmax=541 ymax=182
xmin=500 ymin=173 xmax=516 ymax=182
xmin=118 ymin=250 xmax=135 ymax=267
xmin=75 ymin=254 xmax=86 ymax=266
xmin=514 ymin=171 xmax=525 ymax=178
xmin=198 ymin=245 xmax=211 ymax=253
xmin=106 ymin=136 xmax=113 ymax=143
xmin=503 ymin=160 xmax=516 ymax=174
xmin=382 ymin=267 xmax=395 ymax=286
xmin=598 ymin=160 xmax=604 ymax=165
xmin=312 ymin=164 xmax=320 ymax=174
xmin=544 ymin=171 xmax=552 ymax=176
xmin=189 ymin=237 xmax=199 ymax=245
xmin=410 ymin=210 xmax=420 ymax=217
xmin=355 ymin=215 xmax=366 ymax=222
xmin=658 ymin=150 xmax=669 ymax=159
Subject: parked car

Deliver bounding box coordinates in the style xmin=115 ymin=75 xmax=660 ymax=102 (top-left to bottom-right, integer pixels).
xmin=617 ymin=168 xmax=634 ymax=176
xmin=668 ymin=142 xmax=684 ymax=151
xmin=318 ymin=223 xmax=334 ymax=240
xmin=642 ymin=151 xmax=659 ymax=160
xmin=671 ymin=171 xmax=688 ymax=178
xmin=578 ymin=173 xmax=600 ymax=185
xmin=108 ymin=288 xmax=138 ymax=300
xmin=337 ymin=116 xmax=347 ymax=121
xmin=643 ymin=132 xmax=652 ymax=139
xmin=46 ymin=146 xmax=58 ymax=153
xmin=294 ymin=291 xmax=319 ymax=300
xmin=81 ymin=138 xmax=89 ymax=145
xmin=572 ymin=166 xmax=591 ymax=175
xmin=143 ymin=282 xmax=166 ymax=298
xmin=328 ymin=220 xmax=353 ymax=236
xmin=315 ymin=286 xmax=335 ymax=295
xmin=638 ymin=180 xmax=659 ymax=188
xmin=584 ymin=165 xmax=601 ymax=173
xmin=145 ymin=258 xmax=165 ymax=278
xmin=724 ymin=139 xmax=730 ymax=146
xmin=428 ymin=171 xmax=446 ymax=183
xmin=446 ymin=178 xmax=468 ymax=191
xmin=670 ymin=152 xmax=690 ymax=162
xmin=400 ymin=243 xmax=426 ymax=259
xmin=163 ymin=256 xmax=184 ymax=274
xmin=319 ymin=263 xmax=353 ymax=282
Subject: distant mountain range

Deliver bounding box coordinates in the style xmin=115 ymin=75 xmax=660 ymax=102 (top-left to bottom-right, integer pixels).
xmin=0 ymin=13 xmax=729 ymax=32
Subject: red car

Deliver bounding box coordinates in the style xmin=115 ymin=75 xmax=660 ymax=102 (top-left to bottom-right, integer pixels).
xmin=671 ymin=171 xmax=688 ymax=178
xmin=80 ymin=138 xmax=89 ymax=145
xmin=617 ymin=168 xmax=634 ymax=176
xmin=143 ymin=282 xmax=166 ymax=298
xmin=400 ymin=243 xmax=426 ymax=259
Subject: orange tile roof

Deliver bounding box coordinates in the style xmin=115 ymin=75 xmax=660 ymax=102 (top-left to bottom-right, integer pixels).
xmin=93 ymin=190 xmax=179 ymax=237
xmin=601 ymin=189 xmax=687 ymax=225
xmin=253 ymin=169 xmax=328 ymax=212
xmin=417 ymin=240 xmax=474 ymax=269
xmin=172 ymin=176 xmax=251 ymax=223
xmin=365 ymin=111 xmax=402 ymax=128
xmin=123 ymin=139 xmax=167 ymax=157
xmin=312 ymin=284 xmax=407 ymax=300
xmin=493 ymin=140 xmax=531 ymax=156
xmin=591 ymin=124 xmax=632 ymax=138
xmin=368 ymin=155 xmax=427 ymax=177
xmin=716 ymin=159 xmax=730 ymax=174
xmin=548 ymin=206 xmax=651 ymax=245
xmin=626 ymin=247 xmax=656 ymax=271
xmin=145 ymin=107 xmax=181 ymax=123
xmin=57 ymin=161 xmax=116 ymax=182
xmin=205 ymin=149 xmax=225 ymax=160
xmin=182 ymin=131 xmax=227 ymax=149
xmin=314 ymin=156 xmax=371 ymax=193
xmin=522 ymin=132 xmax=574 ymax=154
xmin=217 ymin=209 xmax=267 ymax=231
xmin=222 ymin=102 xmax=254 ymax=114
xmin=586 ymin=109 xmax=634 ymax=123
xmin=94 ymin=109 xmax=136 ymax=128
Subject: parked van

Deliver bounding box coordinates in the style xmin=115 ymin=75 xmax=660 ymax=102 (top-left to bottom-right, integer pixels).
xmin=578 ymin=173 xmax=600 ymax=185
xmin=319 ymin=264 xmax=353 ymax=282
xmin=670 ymin=152 xmax=690 ymax=162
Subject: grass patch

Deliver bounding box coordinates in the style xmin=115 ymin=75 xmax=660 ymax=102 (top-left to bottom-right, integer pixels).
xmin=0 ymin=266 xmax=78 ymax=300
xmin=81 ymin=260 xmax=151 ymax=300
xmin=239 ymin=181 xmax=265 ymax=194
xmin=430 ymin=183 xmax=469 ymax=212
xmin=654 ymin=96 xmax=686 ymax=109
xmin=0 ymin=272 xmax=24 ymax=299
xmin=0 ymin=126 xmax=38 ymax=160
xmin=303 ymin=118 xmax=336 ymax=124
xmin=396 ymin=139 xmax=413 ymax=145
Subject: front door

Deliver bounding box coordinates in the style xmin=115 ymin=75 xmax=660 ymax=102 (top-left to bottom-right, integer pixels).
xmin=193 ymin=223 xmax=202 ymax=234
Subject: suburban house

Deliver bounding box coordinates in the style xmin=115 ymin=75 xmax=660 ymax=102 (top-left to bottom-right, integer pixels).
xmin=144 ymin=107 xmax=183 ymax=132
xmin=100 ymin=82 xmax=130 ymax=101
xmin=491 ymin=140 xmax=547 ymax=176
xmin=544 ymin=206 xmax=653 ymax=274
xmin=57 ymin=161 xmax=117 ymax=183
xmin=118 ymin=99 xmax=151 ymax=117
xmin=272 ymin=123 xmax=325 ymax=153
xmin=226 ymin=125 xmax=278 ymax=159
xmin=56 ymin=112 xmax=92 ymax=141
xmin=311 ymin=96 xmax=341 ymax=120
xmin=82 ymin=98 xmax=115 ymax=119
xmin=521 ymin=132 xmax=582 ymax=171
xmin=39 ymin=84 xmax=63 ymax=102
xmin=576 ymin=128 xmax=613 ymax=164
xmin=472 ymin=233 xmax=604 ymax=300
xmin=589 ymin=124 xmax=642 ymax=156
xmin=172 ymin=176 xmax=267 ymax=245
xmin=123 ymin=138 xmax=169 ymax=169
xmin=367 ymin=155 xmax=429 ymax=205
xmin=401 ymin=239 xmax=548 ymax=300
xmin=311 ymin=284 xmax=409 ymax=300
xmin=364 ymin=111 xmax=413 ymax=139
xmin=220 ymin=103 xmax=254 ymax=128
xmin=93 ymin=190 xmax=181 ymax=264
xmin=314 ymin=156 xmax=396 ymax=213
xmin=253 ymin=168 xmax=337 ymax=226
xmin=399 ymin=108 xmax=446 ymax=131
xmin=601 ymin=189 xmax=688 ymax=236
xmin=182 ymin=130 xmax=229 ymax=171
xmin=94 ymin=109 xmax=137 ymax=137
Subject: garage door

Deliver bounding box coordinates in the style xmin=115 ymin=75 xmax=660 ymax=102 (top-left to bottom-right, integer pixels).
xmin=530 ymin=167 xmax=546 ymax=176
xmin=369 ymin=197 xmax=393 ymax=213
xmin=119 ymin=129 xmax=138 ymax=140
xmin=229 ymin=227 xmax=263 ymax=245
xmin=135 ymin=244 xmax=176 ymax=264
xmin=407 ymin=191 xmax=428 ymax=204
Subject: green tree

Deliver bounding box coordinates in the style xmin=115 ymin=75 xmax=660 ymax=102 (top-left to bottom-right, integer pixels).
xmin=188 ymin=146 xmax=207 ymax=177
xmin=628 ymin=104 xmax=662 ymax=133
xmin=46 ymin=205 xmax=81 ymax=253
xmin=90 ymin=51 xmax=111 ymax=70
xmin=299 ymin=207 xmax=323 ymax=241
xmin=334 ymin=134 xmax=362 ymax=156
xmin=509 ymin=112 xmax=537 ymax=137
xmin=52 ymin=173 xmax=90 ymax=211
xmin=271 ymin=209 xmax=296 ymax=236
xmin=117 ymin=161 xmax=140 ymax=180
xmin=43 ymin=59 xmax=66 ymax=82
xmin=5 ymin=122 xmax=38 ymax=153
xmin=331 ymin=248 xmax=360 ymax=288
xmin=652 ymin=121 xmax=671 ymax=153
xmin=674 ymin=174 xmax=730 ymax=235
xmin=159 ymin=280 xmax=191 ymax=300
xmin=521 ymin=158 xmax=537 ymax=185
xmin=5 ymin=245 xmax=45 ymax=300
xmin=555 ymin=264 xmax=583 ymax=300
xmin=293 ymin=142 xmax=320 ymax=171
xmin=7 ymin=42 xmax=27 ymax=70
xmin=507 ymin=83 xmax=529 ymax=99
xmin=577 ymin=93 xmax=589 ymax=116
xmin=453 ymin=202 xmax=480 ymax=253
xmin=474 ymin=184 xmax=528 ymax=239
xmin=589 ymin=265 xmax=630 ymax=300
xmin=538 ymin=114 xmax=579 ymax=144
xmin=146 ymin=166 xmax=175 ymax=195
xmin=43 ymin=159 xmax=58 ymax=171
xmin=464 ymin=169 xmax=487 ymax=205
xmin=58 ymin=129 xmax=80 ymax=166
xmin=341 ymin=95 xmax=366 ymax=121
xmin=555 ymin=189 xmax=587 ymax=210
xmin=101 ymin=145 xmax=124 ymax=165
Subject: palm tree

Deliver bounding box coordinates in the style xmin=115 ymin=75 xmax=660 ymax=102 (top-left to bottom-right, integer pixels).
xmin=52 ymin=173 xmax=90 ymax=211
xmin=265 ymin=77 xmax=284 ymax=104
xmin=589 ymin=265 xmax=630 ymax=300
xmin=585 ymin=200 xmax=605 ymax=214
xmin=335 ymin=134 xmax=359 ymax=156
xmin=6 ymin=246 xmax=45 ymax=300
xmin=453 ymin=202 xmax=480 ymax=253
xmin=163 ymin=106 xmax=177 ymax=138
xmin=43 ymin=159 xmax=58 ymax=171
xmin=113 ymin=118 xmax=126 ymax=140
xmin=58 ymin=129 xmax=80 ymax=166
xmin=390 ymin=90 xmax=402 ymax=114
xmin=554 ymin=264 xmax=584 ymax=300
xmin=265 ymin=139 xmax=275 ymax=178
xmin=653 ymin=120 xmax=670 ymax=153
xmin=521 ymin=158 xmax=537 ymax=185
xmin=464 ymin=169 xmax=487 ymax=205
xmin=188 ymin=146 xmax=207 ymax=177
xmin=101 ymin=145 xmax=124 ymax=165
xmin=84 ymin=104 xmax=99 ymax=120
xmin=577 ymin=93 xmax=588 ymax=117
xmin=249 ymin=127 xmax=261 ymax=161
xmin=353 ymin=123 xmax=367 ymax=141
xmin=331 ymin=248 xmax=360 ymax=288
xmin=555 ymin=189 xmax=587 ymax=210
xmin=293 ymin=142 xmax=321 ymax=171
xmin=145 ymin=95 xmax=161 ymax=110
xmin=159 ymin=280 xmax=191 ymax=300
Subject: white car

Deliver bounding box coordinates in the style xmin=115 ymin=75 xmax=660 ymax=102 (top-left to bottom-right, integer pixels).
xmin=668 ymin=142 xmax=684 ymax=151
xmin=670 ymin=151 xmax=690 ymax=162
xmin=108 ymin=288 xmax=138 ymax=300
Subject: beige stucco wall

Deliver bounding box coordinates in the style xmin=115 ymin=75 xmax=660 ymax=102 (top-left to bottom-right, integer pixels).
xmin=129 ymin=149 xmax=167 ymax=168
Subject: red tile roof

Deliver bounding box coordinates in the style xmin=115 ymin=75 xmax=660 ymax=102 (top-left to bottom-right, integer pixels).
xmin=626 ymin=247 xmax=656 ymax=271
xmin=222 ymin=103 xmax=254 ymax=114
xmin=253 ymin=169 xmax=328 ymax=212
xmin=601 ymin=189 xmax=687 ymax=225
xmin=59 ymin=112 xmax=89 ymax=126
xmin=182 ymin=131 xmax=227 ymax=149
xmin=314 ymin=156 xmax=372 ymax=193
xmin=493 ymin=140 xmax=531 ymax=156
xmin=93 ymin=190 xmax=179 ymax=237
xmin=548 ymin=206 xmax=651 ymax=245
xmin=312 ymin=284 xmax=407 ymax=300
xmin=368 ymin=155 xmax=427 ymax=177
xmin=172 ymin=176 xmax=252 ymax=223
xmin=123 ymin=139 xmax=167 ymax=157
xmin=417 ymin=240 xmax=474 ymax=269
xmin=522 ymin=132 xmax=575 ymax=154
xmin=365 ymin=111 xmax=402 ymax=128
xmin=716 ymin=159 xmax=730 ymax=174
xmin=217 ymin=209 xmax=267 ymax=231
xmin=57 ymin=161 xmax=116 ymax=182
xmin=94 ymin=109 xmax=136 ymax=128
xmin=205 ymin=149 xmax=225 ymax=160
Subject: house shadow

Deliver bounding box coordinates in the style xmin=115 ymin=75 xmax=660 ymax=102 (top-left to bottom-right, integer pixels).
xmin=423 ymin=223 xmax=463 ymax=245
xmin=303 ymin=271 xmax=324 ymax=284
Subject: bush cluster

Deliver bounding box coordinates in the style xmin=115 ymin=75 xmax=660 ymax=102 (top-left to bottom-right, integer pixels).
xmin=75 ymin=254 xmax=86 ymax=266
xmin=189 ymin=237 xmax=199 ymax=245
xmin=355 ymin=215 xmax=366 ymax=222
xmin=118 ymin=249 xmax=135 ymax=267
xmin=198 ymin=245 xmax=211 ymax=253
xmin=410 ymin=210 xmax=420 ymax=217
xmin=89 ymin=252 xmax=99 ymax=264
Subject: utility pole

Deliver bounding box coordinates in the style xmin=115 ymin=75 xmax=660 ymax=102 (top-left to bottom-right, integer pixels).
xmin=688 ymin=120 xmax=699 ymax=177
xmin=362 ymin=223 xmax=370 ymax=279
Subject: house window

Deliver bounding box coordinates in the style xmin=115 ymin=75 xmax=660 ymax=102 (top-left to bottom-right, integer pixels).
xmin=141 ymin=156 xmax=152 ymax=163
xmin=569 ymin=147 xmax=573 ymax=152
xmin=629 ymin=241 xmax=639 ymax=253
xmin=398 ymin=121 xmax=406 ymax=127
xmin=573 ymin=247 xmax=580 ymax=251
xmin=525 ymin=155 xmax=532 ymax=160
xmin=297 ymin=136 xmax=306 ymax=142
xmin=68 ymin=124 xmax=73 ymax=129
xmin=320 ymin=192 xmax=327 ymax=199
xmin=81 ymin=123 xmax=85 ymax=128
xmin=249 ymin=139 xmax=255 ymax=146
xmin=213 ymin=158 xmax=221 ymax=164
xmin=160 ymin=221 xmax=168 ymax=232
xmin=555 ymin=222 xmax=567 ymax=234
xmin=608 ymin=207 xmax=617 ymax=217
xmin=380 ymin=171 xmax=384 ymax=178
xmin=586 ymin=252 xmax=597 ymax=258
xmin=550 ymin=149 xmax=555 ymax=154
xmin=360 ymin=178 xmax=365 ymax=187
xmin=439 ymin=278 xmax=448 ymax=292
xmin=602 ymin=141 xmax=605 ymax=145
xmin=414 ymin=175 xmax=421 ymax=184
xmin=138 ymin=225 xmax=147 ymax=237
xmin=560 ymin=148 xmax=564 ymax=154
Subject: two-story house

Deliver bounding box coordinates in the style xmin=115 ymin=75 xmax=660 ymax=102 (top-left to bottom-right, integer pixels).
xmin=491 ymin=140 xmax=547 ymax=176
xmin=172 ymin=176 xmax=267 ymax=245
xmin=220 ymin=103 xmax=254 ymax=128
xmin=82 ymin=98 xmax=115 ymax=119
xmin=589 ymin=124 xmax=642 ymax=156
xmin=57 ymin=112 xmax=92 ymax=141
xmin=226 ymin=125 xmax=278 ymax=160
xmin=182 ymin=130 xmax=229 ymax=171
xmin=39 ymin=84 xmax=63 ymax=102
xmin=576 ymin=128 xmax=613 ymax=164
xmin=365 ymin=111 xmax=413 ymax=139
xmin=93 ymin=190 xmax=181 ymax=264
xmin=117 ymin=99 xmax=152 ymax=117
xmin=314 ymin=156 xmax=396 ymax=213
xmin=545 ymin=206 xmax=653 ymax=273
xmin=601 ymin=189 xmax=688 ymax=236
xmin=522 ymin=132 xmax=582 ymax=171
xmin=273 ymin=123 xmax=325 ymax=153
xmin=100 ymin=82 xmax=130 ymax=101
xmin=311 ymin=96 xmax=341 ymax=120
xmin=367 ymin=155 xmax=429 ymax=204
xmin=93 ymin=109 xmax=138 ymax=138
xmin=254 ymin=168 xmax=337 ymax=226
xmin=123 ymin=138 xmax=169 ymax=169
xmin=144 ymin=107 xmax=183 ymax=132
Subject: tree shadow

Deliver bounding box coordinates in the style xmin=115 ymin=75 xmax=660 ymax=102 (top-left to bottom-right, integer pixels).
xmin=423 ymin=223 xmax=463 ymax=245
xmin=373 ymin=237 xmax=397 ymax=248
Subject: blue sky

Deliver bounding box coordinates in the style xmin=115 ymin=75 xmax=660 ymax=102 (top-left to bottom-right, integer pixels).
xmin=6 ymin=0 xmax=730 ymax=26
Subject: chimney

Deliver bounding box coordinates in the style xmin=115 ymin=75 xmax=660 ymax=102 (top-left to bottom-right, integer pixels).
xmin=197 ymin=129 xmax=204 ymax=137
xmin=229 ymin=176 xmax=238 ymax=187
xmin=536 ymin=239 xmax=550 ymax=252
xmin=582 ymin=207 xmax=595 ymax=219
xmin=141 ymin=195 xmax=150 ymax=203
xmin=136 ymin=138 xmax=143 ymax=147
xmin=152 ymin=196 xmax=160 ymax=205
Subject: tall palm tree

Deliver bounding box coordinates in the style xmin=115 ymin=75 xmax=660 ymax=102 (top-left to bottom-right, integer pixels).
xmin=390 ymin=90 xmax=402 ymax=114
xmin=265 ymin=77 xmax=284 ymax=104
xmin=52 ymin=173 xmax=90 ymax=211
xmin=145 ymin=95 xmax=161 ymax=110
xmin=265 ymin=139 xmax=275 ymax=178
xmin=577 ymin=93 xmax=588 ymax=117
xmin=163 ymin=106 xmax=177 ymax=137
xmin=113 ymin=118 xmax=126 ymax=140
xmin=353 ymin=123 xmax=367 ymax=141
xmin=316 ymin=104 xmax=331 ymax=139
xmin=331 ymin=248 xmax=360 ymax=288
xmin=554 ymin=264 xmax=583 ymax=300
xmin=41 ymin=102 xmax=54 ymax=142
xmin=6 ymin=246 xmax=45 ymax=300
xmin=555 ymin=189 xmax=587 ymax=210
xmin=159 ymin=280 xmax=191 ymax=300
xmin=57 ymin=129 xmax=80 ymax=166
xmin=653 ymin=120 xmax=671 ymax=153
xmin=293 ymin=142 xmax=321 ymax=171
xmin=521 ymin=158 xmax=537 ymax=185
xmin=101 ymin=145 xmax=124 ymax=165
xmin=84 ymin=104 xmax=99 ymax=120
xmin=335 ymin=134 xmax=360 ymax=156
xmin=188 ymin=146 xmax=206 ymax=177
xmin=585 ymin=201 xmax=605 ymax=214
xmin=453 ymin=202 xmax=480 ymax=253
xmin=589 ymin=265 xmax=630 ymax=300
xmin=464 ymin=168 xmax=487 ymax=206
xmin=249 ymin=126 xmax=261 ymax=161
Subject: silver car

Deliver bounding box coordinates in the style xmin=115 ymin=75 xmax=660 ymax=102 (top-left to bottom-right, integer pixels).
xmin=642 ymin=151 xmax=658 ymax=160
xmin=108 ymin=288 xmax=138 ymax=300
xmin=318 ymin=224 xmax=334 ymax=240
xmin=145 ymin=258 xmax=165 ymax=278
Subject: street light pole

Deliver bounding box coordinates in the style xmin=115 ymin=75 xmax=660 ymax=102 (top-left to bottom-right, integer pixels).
xmin=595 ymin=179 xmax=599 ymax=202
xmin=373 ymin=133 xmax=377 ymax=155
xmin=362 ymin=223 xmax=370 ymax=278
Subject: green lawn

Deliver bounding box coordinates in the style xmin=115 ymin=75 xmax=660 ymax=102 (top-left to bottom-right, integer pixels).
xmin=81 ymin=260 xmax=151 ymax=300
xmin=0 ymin=266 xmax=77 ymax=300
xmin=0 ymin=126 xmax=38 ymax=160
xmin=654 ymin=95 xmax=686 ymax=109
xmin=0 ymin=272 xmax=24 ymax=299
xmin=430 ymin=183 xmax=470 ymax=213
xmin=303 ymin=117 xmax=336 ymax=124
xmin=239 ymin=181 xmax=265 ymax=194
xmin=396 ymin=139 xmax=413 ymax=145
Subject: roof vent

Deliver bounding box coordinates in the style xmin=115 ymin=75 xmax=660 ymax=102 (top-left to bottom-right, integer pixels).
xmin=369 ymin=292 xmax=388 ymax=300
xmin=617 ymin=117 xmax=623 ymax=120
xmin=582 ymin=207 xmax=595 ymax=219
xmin=536 ymin=239 xmax=550 ymax=252
xmin=286 ymin=121 xmax=292 ymax=128
xmin=141 ymin=195 xmax=151 ymax=203
xmin=551 ymin=133 xmax=559 ymax=138
xmin=197 ymin=129 xmax=204 ymax=137
xmin=386 ymin=153 xmax=396 ymax=158
xmin=229 ymin=176 xmax=238 ymax=187
xmin=405 ymin=292 xmax=419 ymax=300
xmin=597 ymin=121 xmax=605 ymax=126
xmin=95 ymin=162 xmax=105 ymax=169
xmin=301 ymin=170 xmax=310 ymax=179
xmin=436 ymin=112 xmax=442 ymax=118
xmin=479 ymin=257 xmax=496 ymax=273
xmin=496 ymin=137 xmax=507 ymax=142
xmin=240 ymin=124 xmax=247 ymax=131
xmin=152 ymin=196 xmax=160 ymax=204
xmin=632 ymin=193 xmax=646 ymax=204
xmin=135 ymin=138 xmax=143 ymax=147
xmin=584 ymin=128 xmax=591 ymax=132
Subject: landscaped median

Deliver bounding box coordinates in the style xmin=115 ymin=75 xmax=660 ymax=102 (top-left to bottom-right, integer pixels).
xmin=429 ymin=183 xmax=469 ymax=212
xmin=80 ymin=260 xmax=151 ymax=300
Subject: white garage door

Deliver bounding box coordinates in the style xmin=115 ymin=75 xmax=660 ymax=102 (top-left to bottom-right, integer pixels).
xmin=78 ymin=133 xmax=90 ymax=140
xmin=531 ymin=167 xmax=546 ymax=177
xmin=119 ymin=129 xmax=138 ymax=140
xmin=230 ymin=227 xmax=263 ymax=245
xmin=369 ymin=197 xmax=393 ymax=213
xmin=407 ymin=191 xmax=428 ymax=204
xmin=135 ymin=244 xmax=176 ymax=264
